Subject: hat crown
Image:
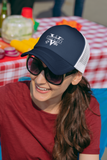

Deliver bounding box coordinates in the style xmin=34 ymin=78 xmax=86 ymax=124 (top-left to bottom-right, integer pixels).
xmin=35 ymin=25 xmax=86 ymax=68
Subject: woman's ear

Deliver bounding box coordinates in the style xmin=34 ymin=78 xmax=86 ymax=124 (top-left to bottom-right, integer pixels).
xmin=71 ymin=72 xmax=82 ymax=85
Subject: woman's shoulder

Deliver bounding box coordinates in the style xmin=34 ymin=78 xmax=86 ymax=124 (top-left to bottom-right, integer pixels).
xmin=90 ymin=95 xmax=100 ymax=113
xmin=85 ymin=95 xmax=101 ymax=126
xmin=85 ymin=95 xmax=100 ymax=114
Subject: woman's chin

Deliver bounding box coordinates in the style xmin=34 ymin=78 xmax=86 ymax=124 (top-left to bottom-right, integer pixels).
xmin=33 ymin=90 xmax=50 ymax=102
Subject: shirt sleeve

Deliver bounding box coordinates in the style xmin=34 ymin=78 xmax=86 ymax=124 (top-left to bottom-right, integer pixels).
xmin=82 ymin=96 xmax=101 ymax=154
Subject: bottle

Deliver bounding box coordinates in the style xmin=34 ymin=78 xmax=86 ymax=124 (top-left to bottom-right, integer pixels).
xmin=21 ymin=7 xmax=39 ymax=32
xmin=0 ymin=0 xmax=7 ymax=37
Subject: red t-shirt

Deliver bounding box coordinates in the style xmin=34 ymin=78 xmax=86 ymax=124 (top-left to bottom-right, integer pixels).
xmin=0 ymin=81 xmax=101 ymax=160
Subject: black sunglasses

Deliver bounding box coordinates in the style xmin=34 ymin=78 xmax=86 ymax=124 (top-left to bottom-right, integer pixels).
xmin=26 ymin=55 xmax=77 ymax=85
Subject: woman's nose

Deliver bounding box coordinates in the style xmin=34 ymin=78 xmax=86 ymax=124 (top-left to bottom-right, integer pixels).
xmin=35 ymin=70 xmax=47 ymax=84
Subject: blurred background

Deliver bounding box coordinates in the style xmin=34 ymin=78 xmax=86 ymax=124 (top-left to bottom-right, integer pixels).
xmin=33 ymin=0 xmax=107 ymax=27
xmin=0 ymin=0 xmax=107 ymax=26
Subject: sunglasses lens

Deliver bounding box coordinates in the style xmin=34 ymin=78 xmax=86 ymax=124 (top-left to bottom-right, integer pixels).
xmin=46 ymin=69 xmax=63 ymax=85
xmin=27 ymin=57 xmax=41 ymax=75
xmin=27 ymin=56 xmax=63 ymax=85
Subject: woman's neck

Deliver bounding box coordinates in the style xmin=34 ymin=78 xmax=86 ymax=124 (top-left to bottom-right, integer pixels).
xmin=30 ymin=84 xmax=61 ymax=114
xmin=31 ymin=94 xmax=60 ymax=114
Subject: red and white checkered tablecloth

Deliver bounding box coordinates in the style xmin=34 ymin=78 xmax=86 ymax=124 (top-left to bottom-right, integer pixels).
xmin=0 ymin=16 xmax=107 ymax=88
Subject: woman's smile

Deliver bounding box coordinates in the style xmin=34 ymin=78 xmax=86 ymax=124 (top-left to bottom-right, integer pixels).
xmin=36 ymin=84 xmax=51 ymax=94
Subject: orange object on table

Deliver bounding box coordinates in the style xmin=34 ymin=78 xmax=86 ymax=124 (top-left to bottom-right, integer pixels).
xmin=0 ymin=39 xmax=10 ymax=49
xmin=56 ymin=19 xmax=82 ymax=31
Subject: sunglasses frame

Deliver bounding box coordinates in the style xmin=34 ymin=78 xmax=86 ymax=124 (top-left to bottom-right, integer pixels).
xmin=26 ymin=55 xmax=76 ymax=85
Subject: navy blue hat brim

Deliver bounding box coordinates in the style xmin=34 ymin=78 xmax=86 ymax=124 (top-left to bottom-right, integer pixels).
xmin=21 ymin=47 xmax=74 ymax=75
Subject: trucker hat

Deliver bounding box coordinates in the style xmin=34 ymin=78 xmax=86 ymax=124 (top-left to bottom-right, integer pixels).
xmin=21 ymin=25 xmax=90 ymax=75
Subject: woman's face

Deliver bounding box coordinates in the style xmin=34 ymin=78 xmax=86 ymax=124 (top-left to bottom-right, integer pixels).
xmin=29 ymin=58 xmax=82 ymax=105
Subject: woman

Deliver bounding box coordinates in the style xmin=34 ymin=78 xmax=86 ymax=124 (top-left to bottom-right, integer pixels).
xmin=0 ymin=25 xmax=101 ymax=160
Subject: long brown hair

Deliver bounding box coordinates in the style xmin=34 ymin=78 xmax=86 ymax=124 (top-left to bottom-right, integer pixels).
xmin=53 ymin=71 xmax=92 ymax=160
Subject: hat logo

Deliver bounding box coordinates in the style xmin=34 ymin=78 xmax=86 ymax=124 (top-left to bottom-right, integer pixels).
xmin=45 ymin=33 xmax=64 ymax=46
